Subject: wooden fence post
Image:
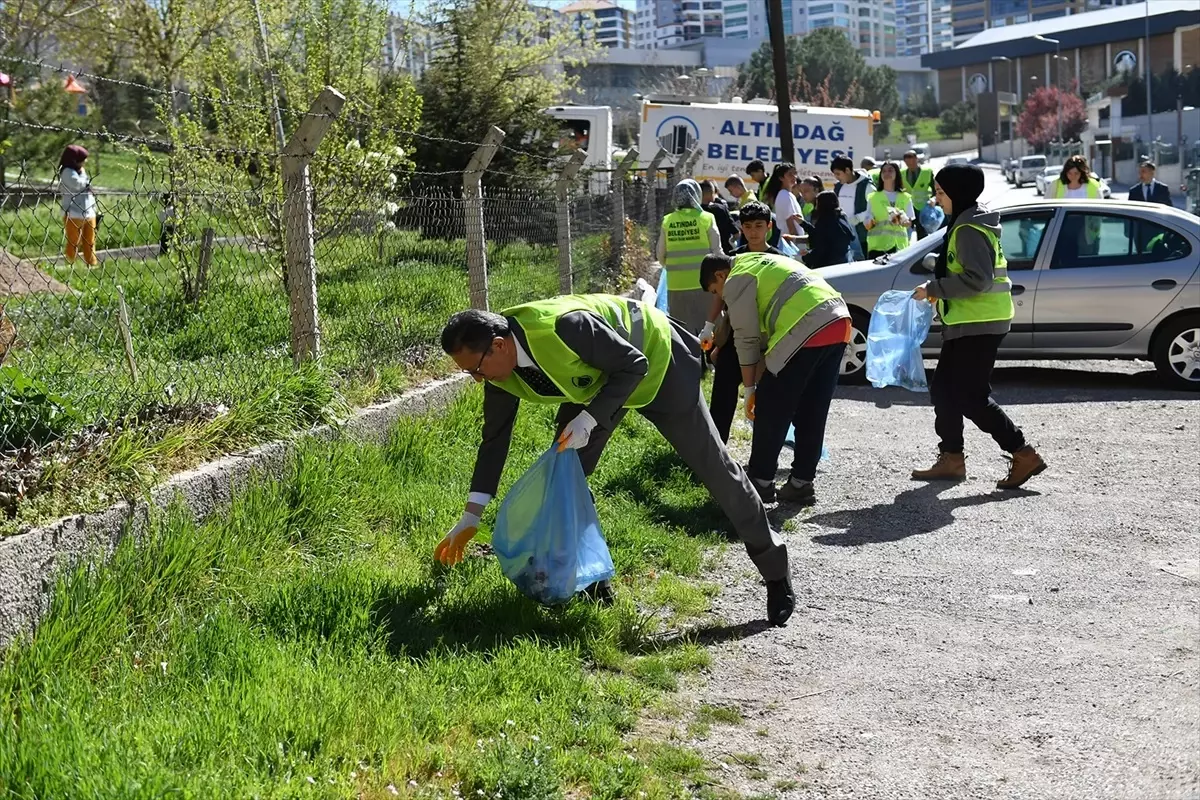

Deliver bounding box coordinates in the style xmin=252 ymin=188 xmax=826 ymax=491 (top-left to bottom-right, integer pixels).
xmin=555 ymin=149 xmax=588 ymax=295
xmin=645 ymin=147 xmax=668 ymax=253
xmin=282 ymin=86 xmax=345 ymax=365
xmin=608 ymin=148 xmax=639 ymax=276
xmin=463 ymin=126 xmax=505 ymax=310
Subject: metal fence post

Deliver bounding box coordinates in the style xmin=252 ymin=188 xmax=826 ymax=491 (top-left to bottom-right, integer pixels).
xmin=555 ymin=149 xmax=588 ymax=295
xmin=645 ymin=147 xmax=668 ymax=253
xmin=282 ymin=86 xmax=345 ymax=365
xmin=683 ymin=148 xmax=702 ymax=179
xmin=609 ymin=148 xmax=639 ymax=276
xmin=463 ymin=126 xmax=505 ymax=310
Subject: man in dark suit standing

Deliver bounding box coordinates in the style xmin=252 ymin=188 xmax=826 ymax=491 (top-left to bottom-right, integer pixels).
xmin=1129 ymin=161 xmax=1173 ymax=206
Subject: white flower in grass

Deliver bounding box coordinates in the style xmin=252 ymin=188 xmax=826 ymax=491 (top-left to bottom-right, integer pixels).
xmin=306 ymin=776 xmax=316 ymax=785
xmin=159 ymin=661 xmax=168 ymax=675
xmin=387 ymin=785 xmax=399 ymax=796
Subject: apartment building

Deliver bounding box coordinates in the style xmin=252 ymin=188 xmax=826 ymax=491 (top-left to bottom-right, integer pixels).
xmin=951 ymin=0 xmax=1141 ymax=45
xmin=634 ymin=0 xmax=725 ymax=49
xmin=897 ymin=0 xmax=954 ymax=56
xmin=561 ymin=0 xmax=634 ymax=48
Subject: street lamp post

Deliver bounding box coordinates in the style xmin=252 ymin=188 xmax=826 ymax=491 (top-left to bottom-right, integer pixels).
xmin=992 ymin=55 xmax=1014 ymax=162
xmin=1035 ymin=34 xmax=1062 ymax=145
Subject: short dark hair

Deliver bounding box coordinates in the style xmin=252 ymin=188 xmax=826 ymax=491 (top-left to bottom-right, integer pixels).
xmin=700 ymin=253 xmax=733 ymax=291
xmin=831 ymin=156 xmax=854 ymax=173
xmin=725 ymin=175 xmax=745 ymax=188
xmin=813 ymin=189 xmax=843 ymax=221
xmin=699 ymin=179 xmax=718 ymax=194
xmin=441 ymin=308 xmax=509 ymax=355
xmin=746 ymin=159 xmax=766 ymax=176
xmin=1139 ymin=160 xmax=1157 ymax=171
xmin=738 ymin=201 xmax=772 ymax=224
xmin=903 ymin=150 xmax=918 ymax=159
xmin=802 ymin=176 xmax=823 ymax=191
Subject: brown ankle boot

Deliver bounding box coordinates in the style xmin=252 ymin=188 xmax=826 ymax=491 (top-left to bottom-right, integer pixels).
xmin=997 ymin=446 xmax=1046 ymax=490
xmin=911 ymin=452 xmax=966 ymax=481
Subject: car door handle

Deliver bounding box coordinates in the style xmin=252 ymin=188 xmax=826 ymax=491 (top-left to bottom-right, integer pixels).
xmin=1152 ymin=279 xmax=1177 ymax=290
xmin=1011 ymin=284 xmax=1026 ymax=296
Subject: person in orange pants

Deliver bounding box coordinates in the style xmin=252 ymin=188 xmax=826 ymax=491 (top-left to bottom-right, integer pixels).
xmin=58 ymin=145 xmax=98 ymax=266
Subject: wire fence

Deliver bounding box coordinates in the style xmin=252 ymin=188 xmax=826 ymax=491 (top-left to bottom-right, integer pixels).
xmin=0 ymin=73 xmax=675 ymax=521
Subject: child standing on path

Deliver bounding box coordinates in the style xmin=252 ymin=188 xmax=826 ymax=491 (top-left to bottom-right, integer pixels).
xmin=58 ymin=145 xmax=98 ymax=266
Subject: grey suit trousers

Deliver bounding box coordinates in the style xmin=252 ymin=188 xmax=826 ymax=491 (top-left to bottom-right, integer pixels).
xmin=555 ymin=319 xmax=790 ymax=582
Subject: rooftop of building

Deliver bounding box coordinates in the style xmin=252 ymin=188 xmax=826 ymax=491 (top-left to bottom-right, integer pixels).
xmin=922 ymin=0 xmax=1200 ymax=70
xmin=559 ymin=0 xmax=623 ymax=12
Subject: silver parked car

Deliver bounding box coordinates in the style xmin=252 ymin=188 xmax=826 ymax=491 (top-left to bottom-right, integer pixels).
xmin=1014 ymin=154 xmax=1047 ymax=188
xmin=822 ymin=199 xmax=1200 ymax=390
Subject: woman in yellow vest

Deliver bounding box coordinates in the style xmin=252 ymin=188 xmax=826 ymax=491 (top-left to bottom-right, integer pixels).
xmin=912 ymin=164 xmax=1047 ymax=490
xmin=656 ymin=178 xmax=722 ymax=335
xmin=1048 ymin=154 xmax=1104 ymax=257
xmin=863 ymin=161 xmax=915 ymax=258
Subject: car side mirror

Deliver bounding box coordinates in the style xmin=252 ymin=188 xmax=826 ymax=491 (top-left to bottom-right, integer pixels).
xmin=912 ymin=253 xmax=937 ymax=275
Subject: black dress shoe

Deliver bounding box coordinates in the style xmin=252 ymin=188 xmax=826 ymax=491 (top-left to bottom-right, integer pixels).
xmin=751 ymin=479 xmax=776 ymax=504
xmin=582 ymin=579 xmax=616 ymax=606
xmin=777 ymin=478 xmax=816 ymax=506
xmin=766 ymin=575 xmax=795 ymax=626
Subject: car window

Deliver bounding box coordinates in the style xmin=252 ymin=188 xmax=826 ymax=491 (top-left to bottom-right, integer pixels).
xmin=1050 ymin=212 xmax=1194 ymax=268
xmin=999 ymin=211 xmax=1054 ymax=270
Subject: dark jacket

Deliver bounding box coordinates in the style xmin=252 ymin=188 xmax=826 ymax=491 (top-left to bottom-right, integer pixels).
xmin=702 ymin=201 xmax=739 ymax=254
xmin=800 ymin=214 xmax=857 ymax=268
xmin=1129 ymin=179 xmax=1172 ymax=206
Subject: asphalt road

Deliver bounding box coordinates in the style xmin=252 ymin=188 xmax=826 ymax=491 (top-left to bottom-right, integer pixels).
xmin=651 ymin=358 xmax=1200 ymax=800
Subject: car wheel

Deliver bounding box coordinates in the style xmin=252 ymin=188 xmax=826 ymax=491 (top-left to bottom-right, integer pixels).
xmin=1015 ymin=179 xmax=1023 ymax=188
xmin=839 ymin=310 xmax=869 ymax=385
xmin=1153 ymin=315 xmax=1200 ymax=391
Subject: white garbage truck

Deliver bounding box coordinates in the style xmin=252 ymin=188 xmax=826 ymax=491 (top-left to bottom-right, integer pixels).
xmin=542 ymin=104 xmax=614 ymax=194
xmin=637 ymin=97 xmax=875 ymax=196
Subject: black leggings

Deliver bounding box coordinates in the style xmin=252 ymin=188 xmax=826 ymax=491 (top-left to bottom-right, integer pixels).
xmin=931 ymin=334 xmax=1026 ymax=454
xmin=709 ymin=340 xmax=742 ymax=444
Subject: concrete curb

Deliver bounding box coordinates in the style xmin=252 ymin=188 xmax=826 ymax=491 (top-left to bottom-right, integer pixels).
xmin=0 ymin=374 xmax=470 ymax=649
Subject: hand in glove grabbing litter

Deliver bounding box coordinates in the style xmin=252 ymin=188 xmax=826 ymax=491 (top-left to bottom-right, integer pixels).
xmin=557 ymin=410 xmax=598 ymax=452
xmin=699 ymin=320 xmax=715 ymax=352
xmin=744 ymin=386 xmax=757 ymax=421
xmin=435 ymin=510 xmax=480 ymax=566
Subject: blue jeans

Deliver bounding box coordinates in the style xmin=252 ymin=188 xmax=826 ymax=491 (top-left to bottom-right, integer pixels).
xmin=748 ymin=343 xmax=845 ymax=483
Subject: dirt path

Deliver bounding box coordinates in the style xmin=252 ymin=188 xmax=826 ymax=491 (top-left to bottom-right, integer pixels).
xmin=0 ymin=248 xmax=73 ymax=296
xmin=657 ymin=362 xmax=1199 ymax=800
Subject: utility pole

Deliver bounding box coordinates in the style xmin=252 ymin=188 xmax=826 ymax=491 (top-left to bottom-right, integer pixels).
xmin=766 ymin=0 xmax=794 ymax=164
xmin=1145 ymin=0 xmax=1153 ymax=150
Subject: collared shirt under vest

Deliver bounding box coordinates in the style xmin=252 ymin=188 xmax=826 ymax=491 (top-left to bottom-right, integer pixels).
xmin=901 ymin=167 xmax=934 ymax=209
xmin=662 ymin=207 xmax=716 ymax=292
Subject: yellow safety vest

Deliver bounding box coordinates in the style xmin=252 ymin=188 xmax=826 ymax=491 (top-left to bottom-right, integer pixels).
xmin=662 ymin=208 xmax=715 ymax=292
xmin=901 ymin=167 xmax=934 ymax=208
xmin=492 ymin=294 xmax=672 ymax=408
xmin=1049 ymin=178 xmax=1101 ymax=199
xmin=937 ymin=224 xmax=1014 ymax=327
xmin=866 ymin=190 xmax=913 ymax=253
xmin=728 ymin=251 xmax=846 ymax=359
xmin=738 ymin=190 xmax=758 ymax=208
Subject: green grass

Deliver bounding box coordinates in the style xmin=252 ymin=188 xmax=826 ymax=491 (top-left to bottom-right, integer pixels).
xmin=879 ymin=117 xmax=941 ymax=146
xmin=0 ymin=389 xmax=735 ymax=798
xmin=3 ymin=144 xmax=165 ymax=193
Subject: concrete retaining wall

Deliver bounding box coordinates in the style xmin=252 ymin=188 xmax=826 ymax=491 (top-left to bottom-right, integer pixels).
xmin=0 ymin=375 xmax=470 ymax=649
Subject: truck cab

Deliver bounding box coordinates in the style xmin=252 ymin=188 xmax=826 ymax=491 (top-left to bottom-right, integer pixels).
xmin=542 ymin=105 xmax=613 ymax=194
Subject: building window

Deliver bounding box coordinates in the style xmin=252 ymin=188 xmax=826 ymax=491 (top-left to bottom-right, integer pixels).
xmin=725 ymin=2 xmax=747 ymax=11
xmin=725 ymin=15 xmax=747 ymax=27
xmin=809 ymin=3 xmax=834 ymax=14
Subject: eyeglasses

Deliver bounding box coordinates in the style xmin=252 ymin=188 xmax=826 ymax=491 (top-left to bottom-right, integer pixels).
xmin=464 ymin=346 xmax=491 ymax=377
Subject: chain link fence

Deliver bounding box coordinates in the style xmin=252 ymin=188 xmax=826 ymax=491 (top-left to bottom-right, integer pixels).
xmin=0 ymin=69 xmax=660 ymax=526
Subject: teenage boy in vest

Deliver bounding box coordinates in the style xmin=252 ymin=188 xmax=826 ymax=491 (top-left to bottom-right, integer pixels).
xmin=703 ymin=201 xmax=782 ymax=444
xmin=701 ymin=252 xmax=850 ymax=507
xmin=437 ymin=295 xmax=796 ymax=626
xmin=901 ymin=150 xmax=936 ymax=239
xmin=746 ymin=159 xmax=768 ymax=196
xmin=725 ymin=175 xmax=757 ymax=207
xmin=832 ymin=156 xmax=874 ymax=260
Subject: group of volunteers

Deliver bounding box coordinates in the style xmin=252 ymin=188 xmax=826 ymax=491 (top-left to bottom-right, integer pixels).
xmin=432 ymin=160 xmax=1046 ymax=629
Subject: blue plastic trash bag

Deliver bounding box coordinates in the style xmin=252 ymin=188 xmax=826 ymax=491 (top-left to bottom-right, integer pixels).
xmin=919 ymin=204 xmax=945 ymax=232
xmin=866 ymin=289 xmax=934 ymax=392
xmin=655 ymin=269 xmax=670 ymax=313
xmin=491 ymin=448 xmax=615 ymax=606
xmin=782 ymin=424 xmax=829 ymax=461
xmin=777 ymin=236 xmax=801 ymax=258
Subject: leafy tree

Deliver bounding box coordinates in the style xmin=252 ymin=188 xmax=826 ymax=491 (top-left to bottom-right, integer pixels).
xmin=414 ymin=0 xmax=595 ymax=186
xmin=937 ymin=102 xmax=977 ymax=139
xmin=733 ymin=28 xmax=900 ymax=143
xmin=1016 ymin=86 xmax=1086 ymax=149
xmin=1120 ymin=67 xmax=1200 ymax=117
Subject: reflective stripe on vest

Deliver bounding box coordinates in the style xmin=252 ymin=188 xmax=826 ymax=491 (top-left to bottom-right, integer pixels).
xmin=493 ymin=294 xmax=672 ymax=408
xmin=866 ymin=190 xmax=912 ymax=252
xmin=901 ymin=167 xmax=933 ymax=207
xmin=937 ymin=224 xmax=1015 ymax=326
xmin=729 ymin=252 xmax=846 ymax=356
xmin=1050 ymin=179 xmax=1101 ymax=199
xmin=663 ymin=208 xmax=714 ymax=292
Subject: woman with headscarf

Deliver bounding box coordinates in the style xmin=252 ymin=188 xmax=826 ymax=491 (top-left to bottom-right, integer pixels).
xmin=911 ymin=164 xmax=1046 ymax=490
xmin=656 ymin=178 xmax=722 ymax=335
xmin=58 ymin=145 xmax=99 ymax=266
